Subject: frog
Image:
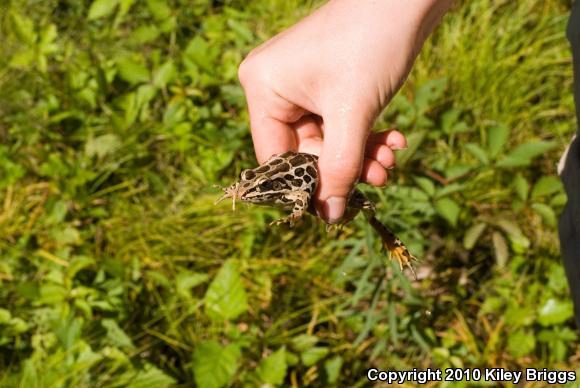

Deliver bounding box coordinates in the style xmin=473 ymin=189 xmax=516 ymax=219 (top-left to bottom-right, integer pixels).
xmin=215 ymin=151 xmax=416 ymax=278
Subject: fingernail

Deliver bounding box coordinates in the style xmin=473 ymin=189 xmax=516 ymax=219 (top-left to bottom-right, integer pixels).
xmin=391 ymin=146 xmax=408 ymax=150
xmin=323 ymin=197 xmax=346 ymax=224
xmin=387 ymin=163 xmax=397 ymax=170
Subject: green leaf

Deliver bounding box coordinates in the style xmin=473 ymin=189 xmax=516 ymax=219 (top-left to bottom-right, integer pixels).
xmin=507 ymin=329 xmax=536 ymax=358
xmin=464 ymin=143 xmax=489 ymax=165
xmin=10 ymin=11 xmax=36 ymax=44
xmin=126 ymin=364 xmax=176 ymax=388
xmin=414 ymin=177 xmax=435 ymax=197
xmin=434 ymin=197 xmax=460 ymax=227
xmin=492 ymin=232 xmax=509 ymax=268
xmin=116 ymin=57 xmax=150 ymax=85
xmin=538 ymin=298 xmax=574 ymax=326
xmin=324 ymin=356 xmax=343 ymax=384
xmin=153 ymin=60 xmax=176 ymax=89
xmin=531 ymin=203 xmax=557 ymax=227
xmin=88 ymin=0 xmax=120 ymax=20
xmin=301 ymin=347 xmax=329 ymax=367
xmin=487 ymin=124 xmax=510 ymax=159
xmin=257 ymin=347 xmax=287 ymax=386
xmin=493 ymin=219 xmax=530 ymax=250
xmin=497 ymin=140 xmax=558 ymax=168
xmin=513 ymin=173 xmax=529 ymax=202
xmin=291 ymin=334 xmax=318 ymax=352
xmin=204 ymin=260 xmax=248 ymax=320
xmin=192 ymin=341 xmax=241 ymax=388
xmin=176 ymin=271 xmax=209 ymax=297
xmin=146 ymin=0 xmax=172 ymax=20
xmin=85 ymin=134 xmax=121 ymax=158
xmin=530 ymin=176 xmax=563 ymax=199
xmin=102 ymin=318 xmax=135 ymax=349
xmin=463 ymin=222 xmax=487 ymax=250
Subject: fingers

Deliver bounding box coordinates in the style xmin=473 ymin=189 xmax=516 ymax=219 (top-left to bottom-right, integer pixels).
xmin=316 ymin=111 xmax=370 ymax=223
xmin=368 ymin=129 xmax=407 ymax=150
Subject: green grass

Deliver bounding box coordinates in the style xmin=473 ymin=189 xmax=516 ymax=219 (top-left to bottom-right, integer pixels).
xmin=0 ymin=0 xmax=579 ymax=386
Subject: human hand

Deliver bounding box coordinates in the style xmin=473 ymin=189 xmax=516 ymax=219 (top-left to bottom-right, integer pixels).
xmin=238 ymin=0 xmax=451 ymax=223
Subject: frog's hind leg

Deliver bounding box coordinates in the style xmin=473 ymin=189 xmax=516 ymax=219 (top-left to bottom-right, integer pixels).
xmin=269 ymin=190 xmax=310 ymax=227
xmin=366 ymin=215 xmax=417 ymax=279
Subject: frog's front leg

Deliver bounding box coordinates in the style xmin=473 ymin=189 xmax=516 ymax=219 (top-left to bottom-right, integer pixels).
xmin=269 ymin=190 xmax=310 ymax=227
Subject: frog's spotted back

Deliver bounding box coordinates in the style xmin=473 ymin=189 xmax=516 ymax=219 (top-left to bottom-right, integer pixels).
xmin=215 ymin=151 xmax=416 ymax=278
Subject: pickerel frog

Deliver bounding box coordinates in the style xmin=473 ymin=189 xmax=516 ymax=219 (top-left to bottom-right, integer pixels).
xmin=215 ymin=151 xmax=416 ymax=278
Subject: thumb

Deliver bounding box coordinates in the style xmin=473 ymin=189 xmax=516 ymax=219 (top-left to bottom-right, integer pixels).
xmin=316 ymin=110 xmax=370 ymax=223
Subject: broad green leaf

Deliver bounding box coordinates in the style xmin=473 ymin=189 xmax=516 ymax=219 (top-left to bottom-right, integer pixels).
xmin=204 ymin=260 xmax=248 ymax=320
xmin=513 ymin=173 xmax=529 ymax=202
xmin=487 ymin=124 xmax=510 ymax=158
xmin=67 ymin=255 xmax=96 ymax=279
xmin=493 ymin=219 xmax=530 ymax=250
xmin=115 ymin=363 xmax=176 ymax=388
xmin=492 ymin=232 xmax=509 ymax=268
xmin=530 ymin=176 xmax=563 ymax=199
xmin=497 ymin=140 xmax=558 ymax=168
xmin=116 ymin=57 xmax=150 ymax=85
xmin=538 ymin=298 xmax=574 ymax=326
xmin=192 ymin=341 xmax=241 ymax=388
xmin=10 ymin=11 xmax=36 ymax=44
xmin=301 ymin=347 xmax=329 ymax=367
xmin=88 ymin=0 xmax=120 ymax=20
xmin=324 ymin=356 xmax=343 ymax=384
xmin=85 ymin=134 xmax=121 ymax=158
xmin=414 ymin=177 xmax=435 ymax=197
xmin=153 ymin=61 xmax=176 ymax=89
xmin=257 ymin=347 xmax=287 ymax=386
xmin=0 ymin=309 xmax=12 ymax=323
xmin=434 ymin=197 xmax=460 ymax=227
xmin=146 ymin=0 xmax=172 ymax=20
xmin=291 ymin=334 xmax=318 ymax=352
xmin=531 ymin=203 xmax=557 ymax=227
xmin=102 ymin=318 xmax=135 ymax=349
xmin=176 ymin=271 xmax=209 ymax=297
xmin=465 ymin=143 xmax=489 ymax=165
xmin=507 ymin=329 xmax=535 ymax=358
xmin=463 ymin=222 xmax=487 ymax=250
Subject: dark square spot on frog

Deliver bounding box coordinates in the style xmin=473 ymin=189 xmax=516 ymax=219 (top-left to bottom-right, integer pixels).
xmin=269 ymin=158 xmax=284 ymax=165
xmin=289 ymin=154 xmax=308 ymax=166
xmin=242 ymin=170 xmax=256 ymax=180
xmin=306 ymin=166 xmax=317 ymax=178
xmin=284 ymin=174 xmax=294 ymax=181
xmin=272 ymin=163 xmax=290 ymax=174
xmin=255 ymin=165 xmax=270 ymax=174
xmin=303 ymin=175 xmax=312 ymax=183
xmin=296 ymin=199 xmax=304 ymax=207
xmin=294 ymin=167 xmax=305 ymax=177
xmin=292 ymin=179 xmax=303 ymax=187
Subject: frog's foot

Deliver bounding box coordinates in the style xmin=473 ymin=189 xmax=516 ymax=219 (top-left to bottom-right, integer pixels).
xmin=387 ymin=246 xmax=417 ymax=280
xmin=269 ymin=214 xmax=301 ymax=227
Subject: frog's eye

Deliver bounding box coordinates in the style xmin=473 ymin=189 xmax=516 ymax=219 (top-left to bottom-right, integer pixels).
xmin=241 ymin=169 xmax=256 ymax=181
xmin=259 ymin=180 xmax=273 ymax=191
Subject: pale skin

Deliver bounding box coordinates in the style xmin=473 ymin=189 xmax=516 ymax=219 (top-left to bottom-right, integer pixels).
xmin=238 ymin=0 xmax=453 ymax=223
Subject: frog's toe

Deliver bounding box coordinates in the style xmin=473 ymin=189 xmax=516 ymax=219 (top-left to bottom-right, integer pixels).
xmin=388 ymin=247 xmax=417 ymax=280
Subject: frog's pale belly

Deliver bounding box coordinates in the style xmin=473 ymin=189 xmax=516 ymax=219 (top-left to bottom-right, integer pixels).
xmin=215 ymin=151 xmax=416 ymax=278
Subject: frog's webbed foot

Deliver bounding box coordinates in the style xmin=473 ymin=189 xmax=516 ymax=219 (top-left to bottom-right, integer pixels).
xmin=367 ymin=215 xmax=417 ymax=280
xmin=387 ymin=245 xmax=417 ymax=280
xmin=269 ymin=214 xmax=301 ymax=227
